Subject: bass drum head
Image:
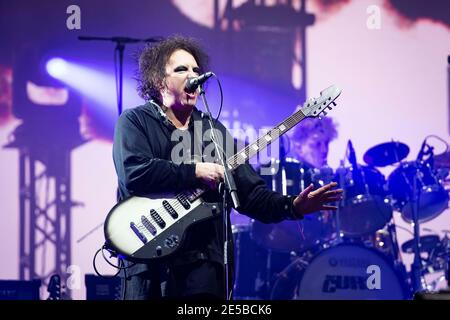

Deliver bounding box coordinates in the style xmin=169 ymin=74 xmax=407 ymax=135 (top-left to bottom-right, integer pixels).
xmin=272 ymin=244 xmax=409 ymax=300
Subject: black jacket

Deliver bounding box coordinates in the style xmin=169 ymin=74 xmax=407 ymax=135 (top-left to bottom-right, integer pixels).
xmin=112 ymin=101 xmax=298 ymax=276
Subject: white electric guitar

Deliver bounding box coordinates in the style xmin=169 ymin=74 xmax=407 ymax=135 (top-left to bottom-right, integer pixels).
xmin=104 ymin=85 xmax=342 ymax=262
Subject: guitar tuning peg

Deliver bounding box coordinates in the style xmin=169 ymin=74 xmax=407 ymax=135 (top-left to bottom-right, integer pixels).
xmin=332 ymin=102 xmax=337 ymax=106
xmin=322 ymin=111 xmax=328 ymax=117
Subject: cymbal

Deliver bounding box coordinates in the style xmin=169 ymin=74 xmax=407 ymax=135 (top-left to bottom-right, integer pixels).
xmin=434 ymin=151 xmax=450 ymax=168
xmin=401 ymin=235 xmax=441 ymax=254
xmin=363 ymin=142 xmax=409 ymax=167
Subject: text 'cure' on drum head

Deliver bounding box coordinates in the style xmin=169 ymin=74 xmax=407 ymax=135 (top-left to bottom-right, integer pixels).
xmin=271 ymin=244 xmax=409 ymax=300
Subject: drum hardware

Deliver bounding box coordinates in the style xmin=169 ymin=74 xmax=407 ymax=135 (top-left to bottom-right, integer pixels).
xmin=402 ymin=231 xmax=450 ymax=291
xmin=402 ymin=139 xmax=435 ymax=293
xmin=401 ymin=235 xmax=441 ymax=255
xmin=435 ymin=151 xmax=450 ymax=168
xmin=386 ymin=222 xmax=402 ymax=263
xmin=363 ymin=138 xmax=449 ymax=294
xmin=442 ymin=231 xmax=449 ymax=288
xmin=270 ymin=257 xmax=309 ymax=300
xmin=433 ymin=230 xmax=450 ymax=288
xmin=335 ymin=161 xmax=345 ymax=242
xmin=236 ymin=137 xmax=441 ymax=299
xmin=403 ymin=234 xmax=441 ymax=289
xmin=434 ymin=150 xmax=450 ymax=194
xmin=369 ymin=222 xmax=403 ymax=264
xmin=336 ymin=141 xmax=392 ymax=237
xmin=408 ymin=164 xmax=427 ymax=293
xmin=423 ymin=135 xmax=450 ymax=169
xmin=388 ymin=154 xmax=449 ymax=223
xmin=231 ymin=225 xmax=292 ymax=300
xmin=387 ymin=136 xmax=449 ymax=222
xmin=253 ymin=158 xmax=337 ymax=253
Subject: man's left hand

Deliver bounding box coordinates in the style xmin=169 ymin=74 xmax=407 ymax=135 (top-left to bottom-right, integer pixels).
xmin=292 ymin=182 xmax=343 ymax=218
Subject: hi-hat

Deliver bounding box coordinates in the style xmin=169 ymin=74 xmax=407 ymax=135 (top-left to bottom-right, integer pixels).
xmin=363 ymin=141 xmax=409 ymax=167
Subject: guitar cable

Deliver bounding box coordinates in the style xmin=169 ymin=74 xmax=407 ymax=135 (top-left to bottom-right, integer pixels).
xmin=92 ymin=244 xmax=135 ymax=278
xmin=213 ymin=74 xmax=223 ymax=125
xmin=93 ymin=245 xmax=134 ymax=300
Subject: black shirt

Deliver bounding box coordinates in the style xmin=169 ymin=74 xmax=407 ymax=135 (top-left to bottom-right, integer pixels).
xmin=112 ymin=101 xmax=298 ymax=294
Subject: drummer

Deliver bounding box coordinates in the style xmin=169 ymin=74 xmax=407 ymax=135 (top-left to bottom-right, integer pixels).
xmin=288 ymin=117 xmax=338 ymax=168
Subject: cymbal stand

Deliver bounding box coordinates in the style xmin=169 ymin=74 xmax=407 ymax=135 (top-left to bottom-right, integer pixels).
xmin=442 ymin=231 xmax=450 ymax=288
xmin=410 ymin=165 xmax=427 ymax=294
xmin=335 ymin=160 xmax=346 ymax=242
xmin=392 ymin=141 xmax=426 ymax=294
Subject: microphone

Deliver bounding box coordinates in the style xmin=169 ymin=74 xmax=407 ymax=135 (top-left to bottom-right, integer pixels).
xmin=348 ymin=139 xmax=357 ymax=167
xmin=185 ymin=72 xmax=214 ymax=93
xmin=348 ymin=139 xmax=366 ymax=192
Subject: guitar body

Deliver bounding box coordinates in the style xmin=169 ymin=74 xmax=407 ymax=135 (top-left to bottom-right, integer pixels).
xmin=104 ymin=193 xmax=221 ymax=262
xmin=105 ymin=85 xmax=342 ymax=262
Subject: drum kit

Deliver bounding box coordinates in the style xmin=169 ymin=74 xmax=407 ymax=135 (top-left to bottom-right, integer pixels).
xmin=231 ymin=139 xmax=450 ymax=300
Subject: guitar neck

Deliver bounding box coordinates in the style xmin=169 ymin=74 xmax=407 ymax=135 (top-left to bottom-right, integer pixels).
xmin=227 ymin=108 xmax=306 ymax=170
xmin=185 ymin=83 xmax=341 ymax=200
xmin=185 ymin=108 xmax=307 ymax=203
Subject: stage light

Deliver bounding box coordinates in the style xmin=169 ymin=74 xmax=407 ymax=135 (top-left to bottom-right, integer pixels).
xmin=44 ymin=58 xmax=144 ymax=117
xmin=46 ymin=58 xmax=68 ymax=78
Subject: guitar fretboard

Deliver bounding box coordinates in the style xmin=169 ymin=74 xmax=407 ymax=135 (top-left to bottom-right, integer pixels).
xmin=227 ymin=108 xmax=307 ymax=169
xmin=180 ymin=84 xmax=340 ymax=203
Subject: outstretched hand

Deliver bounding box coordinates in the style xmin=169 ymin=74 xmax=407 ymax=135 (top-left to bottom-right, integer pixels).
xmin=292 ymin=182 xmax=343 ymax=218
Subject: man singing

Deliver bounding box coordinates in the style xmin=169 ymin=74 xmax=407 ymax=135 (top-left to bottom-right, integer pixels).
xmin=113 ymin=35 xmax=342 ymax=299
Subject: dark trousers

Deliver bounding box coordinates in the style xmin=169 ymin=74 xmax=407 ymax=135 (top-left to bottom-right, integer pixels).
xmin=121 ymin=260 xmax=225 ymax=300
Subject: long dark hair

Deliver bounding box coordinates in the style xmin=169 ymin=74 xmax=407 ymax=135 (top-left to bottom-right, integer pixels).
xmin=137 ymin=35 xmax=209 ymax=103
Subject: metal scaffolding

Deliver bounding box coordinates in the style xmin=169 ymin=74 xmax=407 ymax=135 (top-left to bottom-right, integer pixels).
xmin=215 ymin=0 xmax=315 ymax=104
xmin=5 ymin=124 xmax=85 ymax=299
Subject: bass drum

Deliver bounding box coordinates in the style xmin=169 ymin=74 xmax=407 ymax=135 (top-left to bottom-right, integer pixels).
xmin=270 ymin=244 xmax=410 ymax=300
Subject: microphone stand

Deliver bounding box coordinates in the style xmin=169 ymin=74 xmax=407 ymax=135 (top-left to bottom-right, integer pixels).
xmin=76 ymin=35 xmax=162 ymax=244
xmin=198 ymin=82 xmax=240 ymax=300
xmin=410 ymin=166 xmax=426 ymax=294
xmin=410 ymin=144 xmax=434 ymax=295
xmin=78 ymin=35 xmax=162 ymax=116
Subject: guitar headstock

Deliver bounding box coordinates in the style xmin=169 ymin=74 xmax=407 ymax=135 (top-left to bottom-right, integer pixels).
xmin=300 ymin=85 xmax=342 ymax=119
